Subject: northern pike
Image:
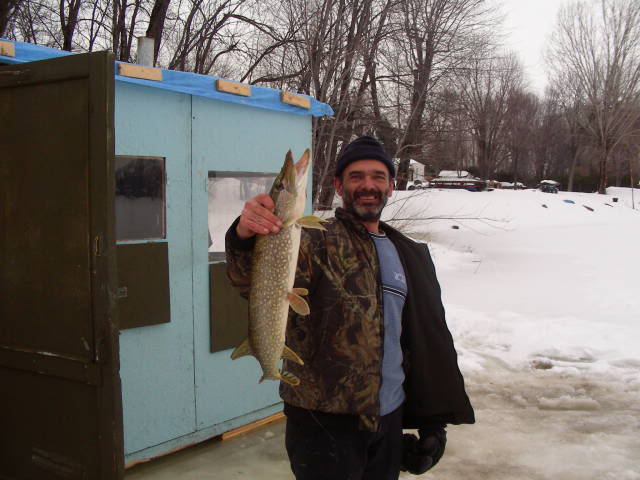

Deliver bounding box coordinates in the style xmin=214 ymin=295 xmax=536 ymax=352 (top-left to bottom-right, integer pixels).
xmin=231 ymin=149 xmax=325 ymax=386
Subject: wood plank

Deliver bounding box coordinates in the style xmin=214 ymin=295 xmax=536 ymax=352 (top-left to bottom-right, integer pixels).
xmin=118 ymin=63 xmax=163 ymax=82
xmin=215 ymin=79 xmax=251 ymax=97
xmin=280 ymin=91 xmax=311 ymax=110
xmin=0 ymin=40 xmax=15 ymax=57
xmin=221 ymin=412 xmax=285 ymax=440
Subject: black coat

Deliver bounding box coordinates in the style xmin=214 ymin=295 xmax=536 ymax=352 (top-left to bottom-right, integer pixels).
xmin=381 ymin=222 xmax=475 ymax=427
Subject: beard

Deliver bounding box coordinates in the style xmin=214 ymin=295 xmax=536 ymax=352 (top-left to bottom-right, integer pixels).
xmin=342 ymin=186 xmax=390 ymax=222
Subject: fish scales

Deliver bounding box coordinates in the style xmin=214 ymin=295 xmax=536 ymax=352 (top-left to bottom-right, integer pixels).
xmin=230 ymin=149 xmax=325 ymax=386
xmin=249 ymin=222 xmax=301 ymax=379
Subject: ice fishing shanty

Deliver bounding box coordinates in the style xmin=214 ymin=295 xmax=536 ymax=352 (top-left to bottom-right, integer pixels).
xmin=0 ymin=39 xmax=332 ymax=478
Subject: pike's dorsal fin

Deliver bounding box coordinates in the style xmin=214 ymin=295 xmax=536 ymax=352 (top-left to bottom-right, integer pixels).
xmin=280 ymin=371 xmax=301 ymax=386
xmin=281 ymin=345 xmax=304 ymax=365
xmin=230 ymin=337 xmax=253 ymax=360
xmin=287 ymin=291 xmax=310 ymax=315
xmin=297 ymin=215 xmax=327 ymax=230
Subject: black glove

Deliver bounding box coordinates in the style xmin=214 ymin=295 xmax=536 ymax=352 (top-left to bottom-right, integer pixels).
xmin=400 ymin=426 xmax=447 ymax=475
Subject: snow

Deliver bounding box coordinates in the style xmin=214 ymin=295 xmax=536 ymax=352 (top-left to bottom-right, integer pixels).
xmin=606 ymin=186 xmax=640 ymax=210
xmin=378 ymin=188 xmax=640 ymax=480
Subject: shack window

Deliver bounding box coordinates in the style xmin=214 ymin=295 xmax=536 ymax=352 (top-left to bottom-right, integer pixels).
xmin=207 ymin=171 xmax=276 ymax=261
xmin=115 ymin=156 xmax=166 ymax=241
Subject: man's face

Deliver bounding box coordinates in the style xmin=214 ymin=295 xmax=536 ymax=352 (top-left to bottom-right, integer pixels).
xmin=334 ymin=159 xmax=394 ymax=222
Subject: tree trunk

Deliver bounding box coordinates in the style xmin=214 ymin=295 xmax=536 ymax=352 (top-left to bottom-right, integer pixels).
xmin=597 ymin=149 xmax=609 ymax=194
xmin=146 ymin=0 xmax=171 ymax=65
xmin=567 ymin=145 xmax=580 ymax=192
xmin=0 ymin=0 xmax=22 ymax=36
xmin=60 ymin=0 xmax=82 ymax=51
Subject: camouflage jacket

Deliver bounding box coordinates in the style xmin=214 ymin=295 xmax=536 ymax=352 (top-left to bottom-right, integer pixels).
xmin=225 ymin=207 xmax=474 ymax=430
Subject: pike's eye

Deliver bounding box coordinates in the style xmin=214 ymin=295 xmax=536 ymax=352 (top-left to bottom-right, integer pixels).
xmin=275 ymin=183 xmax=284 ymax=191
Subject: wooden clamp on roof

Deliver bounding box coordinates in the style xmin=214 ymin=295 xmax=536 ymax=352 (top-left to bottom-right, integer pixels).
xmin=0 ymin=41 xmax=16 ymax=58
xmin=118 ymin=63 xmax=163 ymax=82
xmin=281 ymin=91 xmax=311 ymax=110
xmin=215 ymin=79 xmax=251 ymax=97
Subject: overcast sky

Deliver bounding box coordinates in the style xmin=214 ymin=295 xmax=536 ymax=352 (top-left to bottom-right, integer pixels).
xmin=496 ymin=0 xmax=574 ymax=95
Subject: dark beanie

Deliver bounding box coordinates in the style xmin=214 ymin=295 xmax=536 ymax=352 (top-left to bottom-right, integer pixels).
xmin=335 ymin=136 xmax=395 ymax=178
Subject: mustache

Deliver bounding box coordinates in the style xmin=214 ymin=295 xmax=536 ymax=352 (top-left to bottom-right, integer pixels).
xmin=354 ymin=189 xmax=382 ymax=200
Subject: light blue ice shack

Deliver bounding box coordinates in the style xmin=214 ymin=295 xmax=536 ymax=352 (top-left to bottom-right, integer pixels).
xmin=1 ymin=39 xmax=332 ymax=465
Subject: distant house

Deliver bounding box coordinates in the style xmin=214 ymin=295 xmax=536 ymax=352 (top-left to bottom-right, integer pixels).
xmin=429 ymin=170 xmax=486 ymax=191
xmin=392 ymin=159 xmax=428 ymax=190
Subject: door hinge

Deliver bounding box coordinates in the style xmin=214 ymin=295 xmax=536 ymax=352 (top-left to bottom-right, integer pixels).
xmin=94 ymin=235 xmax=102 ymax=257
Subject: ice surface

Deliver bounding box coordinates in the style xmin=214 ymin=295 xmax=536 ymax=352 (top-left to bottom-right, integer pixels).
xmin=381 ymin=188 xmax=640 ymax=479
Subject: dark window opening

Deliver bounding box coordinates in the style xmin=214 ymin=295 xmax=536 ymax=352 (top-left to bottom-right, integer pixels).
xmin=115 ymin=156 xmax=166 ymax=241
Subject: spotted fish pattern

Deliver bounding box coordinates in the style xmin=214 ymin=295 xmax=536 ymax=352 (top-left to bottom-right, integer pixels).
xmin=229 ymin=150 xmax=325 ymax=386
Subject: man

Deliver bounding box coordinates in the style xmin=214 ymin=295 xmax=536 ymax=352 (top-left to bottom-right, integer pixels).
xmin=225 ymin=136 xmax=474 ymax=480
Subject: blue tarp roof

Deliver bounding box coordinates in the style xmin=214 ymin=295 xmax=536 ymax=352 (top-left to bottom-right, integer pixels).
xmin=0 ymin=39 xmax=333 ymax=117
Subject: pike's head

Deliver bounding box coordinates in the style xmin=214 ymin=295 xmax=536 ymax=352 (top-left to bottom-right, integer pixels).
xmin=270 ymin=149 xmax=311 ymax=222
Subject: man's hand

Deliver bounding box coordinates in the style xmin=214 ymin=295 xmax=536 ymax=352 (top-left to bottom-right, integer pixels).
xmin=400 ymin=427 xmax=447 ymax=475
xmin=236 ymin=193 xmax=282 ymax=239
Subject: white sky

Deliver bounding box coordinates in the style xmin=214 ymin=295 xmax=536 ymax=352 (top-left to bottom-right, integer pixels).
xmin=496 ymin=0 xmax=574 ymax=95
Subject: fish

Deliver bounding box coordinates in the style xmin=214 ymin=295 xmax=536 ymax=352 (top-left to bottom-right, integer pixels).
xmin=230 ymin=149 xmax=326 ymax=386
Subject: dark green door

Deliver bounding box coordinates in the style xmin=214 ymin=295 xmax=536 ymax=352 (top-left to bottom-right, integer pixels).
xmin=0 ymin=51 xmax=123 ymax=479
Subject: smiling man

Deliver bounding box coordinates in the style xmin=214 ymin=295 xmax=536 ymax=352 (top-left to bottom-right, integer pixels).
xmin=225 ymin=136 xmax=474 ymax=480
xmin=334 ymin=138 xmax=396 ymax=227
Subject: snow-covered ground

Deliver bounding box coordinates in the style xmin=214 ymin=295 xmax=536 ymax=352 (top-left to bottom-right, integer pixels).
xmin=380 ymin=188 xmax=640 ymax=480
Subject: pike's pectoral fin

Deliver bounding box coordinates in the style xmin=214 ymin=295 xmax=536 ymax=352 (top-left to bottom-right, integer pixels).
xmin=230 ymin=337 xmax=253 ymax=360
xmin=282 ymin=345 xmax=304 ymax=365
xmin=280 ymin=371 xmax=301 ymax=386
xmin=287 ymin=291 xmax=310 ymax=315
xmin=292 ymin=287 xmax=308 ymax=296
xmin=296 ymin=215 xmax=327 ymax=230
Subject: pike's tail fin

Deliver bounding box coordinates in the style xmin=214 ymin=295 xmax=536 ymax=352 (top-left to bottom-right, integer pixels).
xmin=258 ymin=371 xmax=300 ymax=386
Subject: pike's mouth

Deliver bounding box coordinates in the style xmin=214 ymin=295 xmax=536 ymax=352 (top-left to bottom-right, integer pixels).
xmin=294 ymin=155 xmax=310 ymax=179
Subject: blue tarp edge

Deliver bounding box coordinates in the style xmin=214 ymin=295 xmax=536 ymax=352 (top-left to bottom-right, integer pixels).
xmin=0 ymin=39 xmax=334 ymax=118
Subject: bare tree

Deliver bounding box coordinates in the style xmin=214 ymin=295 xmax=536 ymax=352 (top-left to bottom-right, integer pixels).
xmin=60 ymin=0 xmax=83 ymax=50
xmin=547 ymin=0 xmax=640 ymax=193
xmin=385 ymin=0 xmax=496 ymax=189
xmin=504 ymin=89 xmax=539 ymax=185
xmin=145 ymin=0 xmax=171 ymax=64
xmin=163 ymin=0 xmax=249 ymax=74
xmin=454 ymin=51 xmax=524 ymax=180
xmin=0 ymin=0 xmax=25 ymax=36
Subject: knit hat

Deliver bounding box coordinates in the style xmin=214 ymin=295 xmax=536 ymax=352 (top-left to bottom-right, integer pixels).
xmin=334 ymin=136 xmax=395 ymax=178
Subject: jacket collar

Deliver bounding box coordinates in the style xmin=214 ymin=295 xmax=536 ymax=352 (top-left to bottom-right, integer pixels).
xmin=334 ymin=207 xmax=403 ymax=240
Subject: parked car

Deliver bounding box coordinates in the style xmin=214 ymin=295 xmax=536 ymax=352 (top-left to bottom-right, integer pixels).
xmin=407 ymin=179 xmax=425 ymax=190
xmin=538 ymin=180 xmax=560 ymax=193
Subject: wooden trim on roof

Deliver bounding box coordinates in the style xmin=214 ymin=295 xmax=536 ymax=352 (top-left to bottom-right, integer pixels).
xmin=280 ymin=91 xmax=310 ymax=109
xmin=215 ymin=79 xmax=251 ymax=97
xmin=0 ymin=41 xmax=16 ymax=58
xmin=118 ymin=63 xmax=163 ymax=81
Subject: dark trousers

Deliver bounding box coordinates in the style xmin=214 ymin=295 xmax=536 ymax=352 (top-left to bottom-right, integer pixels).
xmin=285 ymin=406 xmax=403 ymax=480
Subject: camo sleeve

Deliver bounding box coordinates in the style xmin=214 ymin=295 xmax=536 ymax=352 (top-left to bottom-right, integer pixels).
xmin=294 ymin=229 xmax=315 ymax=291
xmin=225 ymin=217 xmax=255 ymax=299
